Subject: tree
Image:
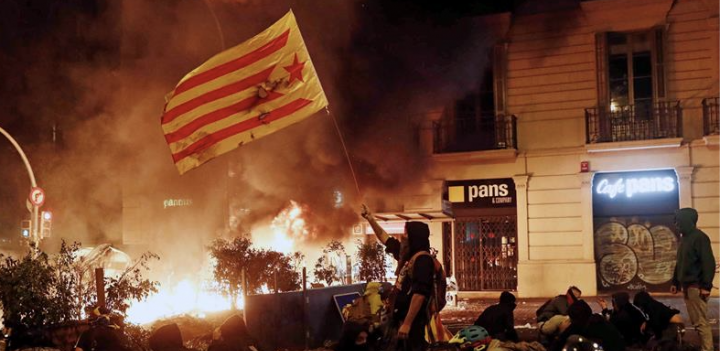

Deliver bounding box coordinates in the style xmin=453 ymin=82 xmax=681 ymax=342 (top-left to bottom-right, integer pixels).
xmin=313 ymin=255 xmax=339 ymax=286
xmin=0 ymin=240 xmax=158 ymax=347
xmin=313 ymin=240 xmax=346 ymax=286
xmin=355 ymin=239 xmax=387 ymax=282
xmin=210 ymin=237 xmax=302 ymax=301
xmin=254 ymin=250 xmax=301 ymax=293
xmin=210 ymin=237 xmax=253 ymax=308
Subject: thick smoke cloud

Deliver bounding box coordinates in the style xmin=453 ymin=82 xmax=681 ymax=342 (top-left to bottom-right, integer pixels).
xmin=0 ymin=0 xmax=496 ymax=258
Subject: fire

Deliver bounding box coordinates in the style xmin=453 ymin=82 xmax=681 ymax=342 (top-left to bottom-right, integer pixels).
xmin=257 ymin=200 xmax=309 ymax=254
xmin=126 ymin=201 xmax=311 ymax=325
xmin=125 ymin=279 xmax=244 ymax=325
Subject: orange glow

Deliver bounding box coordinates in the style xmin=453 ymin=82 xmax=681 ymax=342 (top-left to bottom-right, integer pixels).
xmin=255 ymin=200 xmax=308 ymax=254
xmin=126 ymin=278 xmax=244 ymax=325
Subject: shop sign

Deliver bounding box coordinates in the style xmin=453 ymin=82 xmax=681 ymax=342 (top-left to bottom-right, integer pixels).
xmin=595 ymin=176 xmax=675 ymax=199
xmin=592 ymin=169 xmax=679 ymax=226
xmin=163 ymin=198 xmax=193 ymax=209
xmin=445 ymin=178 xmax=516 ymax=209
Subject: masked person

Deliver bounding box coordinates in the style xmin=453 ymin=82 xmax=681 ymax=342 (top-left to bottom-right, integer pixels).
xmin=75 ymin=313 xmax=129 ymax=351
xmin=149 ymin=323 xmax=195 ymax=351
xmin=598 ymin=292 xmax=649 ymax=346
xmin=473 ymin=291 xmax=519 ymax=342
xmin=335 ymin=321 xmax=371 ymax=351
xmin=208 ymin=315 xmax=261 ymax=351
xmin=633 ymin=291 xmax=684 ymax=345
xmin=671 ymin=208 xmax=716 ymax=351
xmin=361 ymin=205 xmax=434 ymax=351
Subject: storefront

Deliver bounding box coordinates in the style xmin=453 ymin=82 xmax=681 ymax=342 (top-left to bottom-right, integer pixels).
xmin=592 ymin=169 xmax=680 ymax=293
xmin=444 ymin=178 xmax=518 ymax=291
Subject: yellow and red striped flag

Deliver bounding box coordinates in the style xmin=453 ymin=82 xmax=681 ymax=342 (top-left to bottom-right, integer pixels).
xmin=161 ymin=10 xmax=328 ymax=175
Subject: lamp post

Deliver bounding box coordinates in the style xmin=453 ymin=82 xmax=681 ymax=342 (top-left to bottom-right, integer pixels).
xmin=0 ymin=126 xmax=41 ymax=248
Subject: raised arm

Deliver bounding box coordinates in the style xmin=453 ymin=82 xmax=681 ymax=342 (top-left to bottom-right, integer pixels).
xmin=361 ymin=204 xmax=389 ymax=245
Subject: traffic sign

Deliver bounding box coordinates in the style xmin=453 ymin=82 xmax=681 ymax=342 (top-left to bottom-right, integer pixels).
xmin=29 ymin=187 xmax=45 ymax=207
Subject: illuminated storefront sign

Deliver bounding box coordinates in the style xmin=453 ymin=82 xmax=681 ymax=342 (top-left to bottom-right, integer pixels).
xmin=444 ymin=178 xmax=516 ymax=209
xmin=163 ymin=198 xmax=193 ymax=209
xmin=595 ymin=176 xmax=675 ymax=198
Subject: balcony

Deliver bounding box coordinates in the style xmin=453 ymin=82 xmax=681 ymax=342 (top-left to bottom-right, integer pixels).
xmin=585 ymin=101 xmax=682 ymax=144
xmin=432 ymin=114 xmax=517 ymax=154
xmin=703 ymin=97 xmax=719 ymax=136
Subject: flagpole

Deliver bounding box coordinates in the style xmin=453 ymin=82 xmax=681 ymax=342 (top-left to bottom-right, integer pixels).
xmin=201 ymin=0 xmax=226 ymax=51
xmin=326 ymin=108 xmax=361 ymax=196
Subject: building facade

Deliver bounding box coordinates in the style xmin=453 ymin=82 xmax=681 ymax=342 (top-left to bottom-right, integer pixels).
xmin=371 ymin=0 xmax=719 ymax=297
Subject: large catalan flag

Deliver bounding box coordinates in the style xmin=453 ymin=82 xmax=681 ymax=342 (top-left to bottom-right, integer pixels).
xmin=161 ymin=11 xmax=328 ymax=175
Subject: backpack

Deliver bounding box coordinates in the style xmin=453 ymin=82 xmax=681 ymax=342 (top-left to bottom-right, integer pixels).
xmin=344 ymin=295 xmax=380 ymax=325
xmin=408 ymin=251 xmax=448 ymax=313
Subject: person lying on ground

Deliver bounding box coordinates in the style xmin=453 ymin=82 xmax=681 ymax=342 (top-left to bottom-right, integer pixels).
xmin=473 ymin=291 xmax=519 ymax=342
xmin=552 ymin=300 xmax=626 ymax=351
xmin=536 ymin=286 xmax=582 ymax=337
xmin=633 ymin=291 xmax=684 ymax=343
xmin=598 ymin=291 xmax=649 ymax=347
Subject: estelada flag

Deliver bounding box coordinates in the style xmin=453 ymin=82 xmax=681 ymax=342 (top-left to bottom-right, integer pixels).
xmin=161 ymin=10 xmax=328 ymax=175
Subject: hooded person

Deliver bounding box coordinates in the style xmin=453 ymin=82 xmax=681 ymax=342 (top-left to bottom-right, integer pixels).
xmin=598 ymin=292 xmax=648 ymax=346
xmin=335 ymin=321 xmax=371 ymax=351
xmin=361 ymin=204 xmax=434 ymax=351
xmin=208 ymin=315 xmax=260 ymax=351
xmin=75 ymin=313 xmax=130 ymax=351
xmin=473 ymin=291 xmax=519 ymax=342
xmin=634 ymin=291 xmax=684 ymax=343
xmin=553 ymin=300 xmax=626 ymax=351
xmin=671 ymin=208 xmax=716 ymax=351
xmin=149 ymin=323 xmax=193 ymax=351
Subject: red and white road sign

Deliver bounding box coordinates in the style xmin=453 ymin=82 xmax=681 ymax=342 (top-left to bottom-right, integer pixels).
xmin=29 ymin=187 xmax=45 ymax=207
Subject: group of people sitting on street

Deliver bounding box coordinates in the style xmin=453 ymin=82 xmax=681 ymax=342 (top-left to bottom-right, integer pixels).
xmin=461 ymin=285 xmax=702 ymax=351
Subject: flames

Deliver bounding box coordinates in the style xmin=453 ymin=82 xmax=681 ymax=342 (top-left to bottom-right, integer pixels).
xmin=259 ymin=200 xmax=309 ymax=254
xmin=126 ymin=278 xmax=244 ymax=325
xmin=126 ymin=201 xmax=308 ymax=325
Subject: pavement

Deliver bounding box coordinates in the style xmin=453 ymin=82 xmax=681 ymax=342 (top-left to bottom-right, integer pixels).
xmin=439 ymin=296 xmax=719 ymax=349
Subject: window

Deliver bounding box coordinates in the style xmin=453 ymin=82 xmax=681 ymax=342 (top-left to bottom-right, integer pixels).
xmin=597 ymin=29 xmax=666 ymax=118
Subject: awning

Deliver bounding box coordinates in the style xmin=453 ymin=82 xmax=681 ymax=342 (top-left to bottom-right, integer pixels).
xmin=372 ymin=210 xmax=453 ymax=222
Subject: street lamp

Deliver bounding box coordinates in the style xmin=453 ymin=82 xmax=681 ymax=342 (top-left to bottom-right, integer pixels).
xmin=0 ymin=126 xmax=41 ymax=248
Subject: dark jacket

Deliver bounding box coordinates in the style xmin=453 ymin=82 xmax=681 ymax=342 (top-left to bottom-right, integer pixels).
xmin=334 ymin=321 xmax=370 ymax=351
xmin=537 ymin=295 xmax=572 ymax=323
xmin=602 ymin=292 xmax=648 ymax=345
xmin=552 ymin=300 xmax=592 ymax=351
xmin=149 ymin=323 xmax=191 ymax=351
xmin=473 ymin=291 xmax=518 ymax=342
xmin=385 ymin=222 xmax=434 ymax=323
xmin=75 ymin=326 xmax=129 ymax=351
xmin=553 ymin=301 xmax=625 ymax=351
xmin=208 ymin=315 xmax=260 ymax=351
xmin=582 ymin=314 xmax=626 ymax=351
xmin=633 ymin=291 xmax=680 ymax=338
xmin=673 ymin=208 xmax=716 ymax=290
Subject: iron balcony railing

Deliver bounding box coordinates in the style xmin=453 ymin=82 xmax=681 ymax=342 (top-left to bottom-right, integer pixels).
xmin=433 ymin=113 xmax=517 ymax=153
xmin=702 ymin=97 xmax=719 ymax=136
xmin=585 ymin=101 xmax=682 ymax=144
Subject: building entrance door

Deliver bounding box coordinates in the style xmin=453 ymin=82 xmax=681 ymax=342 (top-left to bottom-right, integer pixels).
xmin=454 ymin=216 xmax=517 ymax=291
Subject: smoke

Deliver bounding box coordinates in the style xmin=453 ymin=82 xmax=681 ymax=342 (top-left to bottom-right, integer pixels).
xmin=0 ymin=0 xmax=497 ymax=263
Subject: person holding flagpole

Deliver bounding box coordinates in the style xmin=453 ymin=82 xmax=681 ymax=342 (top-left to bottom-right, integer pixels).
xmin=361 ymin=204 xmax=433 ymax=351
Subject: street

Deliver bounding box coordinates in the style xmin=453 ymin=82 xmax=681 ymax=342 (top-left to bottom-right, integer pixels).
xmin=441 ymin=296 xmax=720 ymax=348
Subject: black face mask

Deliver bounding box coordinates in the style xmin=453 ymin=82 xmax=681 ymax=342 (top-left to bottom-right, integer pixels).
xmin=400 ymin=236 xmax=410 ymax=261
